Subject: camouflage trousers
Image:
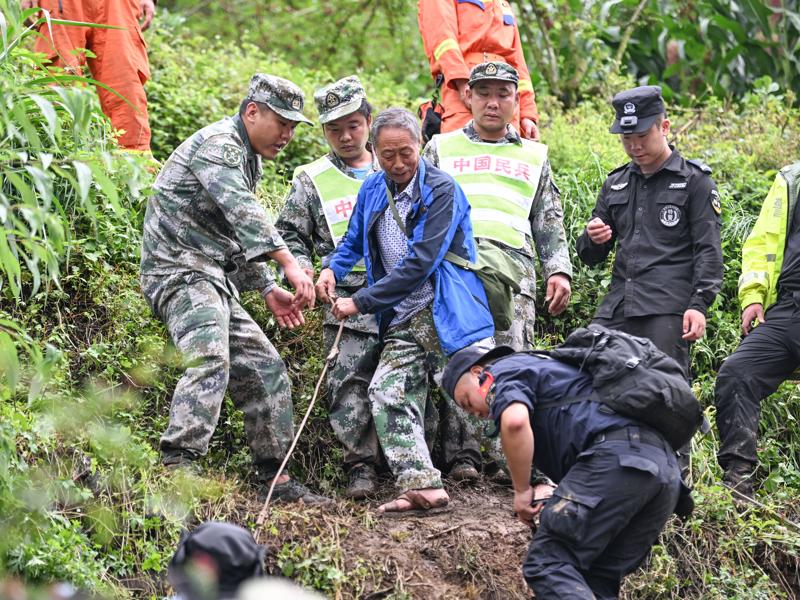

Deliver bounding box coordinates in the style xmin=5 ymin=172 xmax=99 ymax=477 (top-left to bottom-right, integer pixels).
xmin=142 ymin=273 xmax=294 ymax=480
xmin=323 ymin=321 xmax=381 ymax=468
xmin=369 ymin=307 xmax=482 ymax=491
xmin=495 ymin=283 xmax=537 ymax=351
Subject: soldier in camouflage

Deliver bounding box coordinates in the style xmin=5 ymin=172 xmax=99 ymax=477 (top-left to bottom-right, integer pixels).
xmin=423 ymin=62 xmax=572 ymax=350
xmin=422 ymin=62 xmax=572 ymax=480
xmin=140 ymin=73 xmax=327 ymax=503
xmin=275 ymin=76 xmax=383 ymax=499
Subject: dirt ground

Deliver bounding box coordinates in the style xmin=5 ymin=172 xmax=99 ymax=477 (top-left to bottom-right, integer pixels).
xmin=248 ymin=481 xmax=535 ymax=599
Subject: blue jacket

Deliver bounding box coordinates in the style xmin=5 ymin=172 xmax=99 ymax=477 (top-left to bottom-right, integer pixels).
xmin=327 ymin=158 xmax=494 ymax=355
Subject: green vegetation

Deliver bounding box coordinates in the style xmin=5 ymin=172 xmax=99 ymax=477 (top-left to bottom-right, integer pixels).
xmin=1 ymin=0 xmax=799 ymax=597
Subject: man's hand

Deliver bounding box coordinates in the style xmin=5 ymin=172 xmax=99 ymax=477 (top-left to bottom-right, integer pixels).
xmin=332 ymin=297 xmax=359 ymax=320
xmin=513 ymin=486 xmax=535 ymax=527
xmin=139 ymin=0 xmax=155 ymax=30
xmin=529 ymin=482 xmax=555 ymax=518
xmin=586 ymin=217 xmax=613 ymax=244
xmin=682 ymin=309 xmax=706 ymax=341
xmin=20 ymin=0 xmax=39 ymax=9
xmin=454 ymin=79 xmax=469 ymax=109
xmin=284 ymin=262 xmax=315 ymax=309
xmin=315 ymin=268 xmax=337 ymax=304
xmin=545 ymin=274 xmax=571 ymax=316
xmin=302 ymin=267 xmax=315 ymax=281
xmin=264 ymin=287 xmax=305 ymax=329
xmin=520 ymin=118 xmax=540 ymax=141
xmin=741 ymin=303 xmax=765 ymax=335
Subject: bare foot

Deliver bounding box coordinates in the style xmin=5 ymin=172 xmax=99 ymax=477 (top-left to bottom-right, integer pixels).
xmin=378 ymin=488 xmax=449 ymax=513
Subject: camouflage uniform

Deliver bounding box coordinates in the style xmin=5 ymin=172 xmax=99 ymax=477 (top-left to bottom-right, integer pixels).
xmin=423 ymin=120 xmax=572 ymax=351
xmin=140 ymin=74 xmax=312 ymax=479
xmin=275 ymin=77 xmax=383 ymax=470
xmin=370 ymin=306 xmax=482 ymax=490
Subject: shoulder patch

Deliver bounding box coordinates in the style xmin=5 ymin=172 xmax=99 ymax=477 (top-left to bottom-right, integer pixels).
xmin=710 ymin=189 xmax=722 ymax=215
xmin=222 ymin=144 xmax=243 ymax=168
xmin=687 ymin=158 xmax=712 ymax=174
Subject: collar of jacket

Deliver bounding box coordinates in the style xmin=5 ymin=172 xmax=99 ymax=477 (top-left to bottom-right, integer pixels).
xmin=233 ymin=114 xmax=257 ymax=162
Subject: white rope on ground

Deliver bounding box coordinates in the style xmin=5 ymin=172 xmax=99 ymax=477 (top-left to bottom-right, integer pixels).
xmin=254 ymin=320 xmax=345 ymax=543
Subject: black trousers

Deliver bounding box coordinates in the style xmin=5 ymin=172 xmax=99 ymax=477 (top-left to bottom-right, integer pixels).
xmin=523 ymin=428 xmax=681 ymax=599
xmin=592 ymin=309 xmax=690 ymax=379
xmin=715 ymin=292 xmax=800 ymax=468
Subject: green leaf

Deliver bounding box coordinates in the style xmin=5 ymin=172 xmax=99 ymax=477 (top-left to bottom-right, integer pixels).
xmin=88 ymin=162 xmax=122 ymax=214
xmin=28 ymin=94 xmax=58 ymax=141
xmin=0 ymin=331 xmax=20 ymax=393
xmin=72 ymin=161 xmax=93 ymax=205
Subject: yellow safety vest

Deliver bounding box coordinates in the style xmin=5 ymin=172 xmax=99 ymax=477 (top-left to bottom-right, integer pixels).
xmin=294 ymin=156 xmax=366 ymax=271
xmin=739 ymin=162 xmax=800 ymax=310
xmin=435 ymin=130 xmax=547 ymax=250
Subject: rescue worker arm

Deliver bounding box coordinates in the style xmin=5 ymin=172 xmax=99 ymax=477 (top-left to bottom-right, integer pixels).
xmin=352 ymin=179 xmax=460 ymax=314
xmin=738 ymin=173 xmax=787 ymax=310
xmin=576 ymin=184 xmax=615 ymax=266
xmin=417 ymin=0 xmax=470 ymax=89
xmin=687 ymin=179 xmax=723 ymax=315
xmin=275 ymin=173 xmax=318 ymax=277
xmin=326 ymin=185 xmax=367 ymax=280
xmin=508 ymin=22 xmax=539 ymax=126
xmin=499 ymin=402 xmax=537 ymax=526
xmin=531 ymin=161 xmax=572 ymax=314
xmin=139 ymin=0 xmax=155 ymax=30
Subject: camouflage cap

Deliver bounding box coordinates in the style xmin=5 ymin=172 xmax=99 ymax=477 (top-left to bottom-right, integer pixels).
xmin=468 ymin=62 xmax=519 ymax=87
xmin=246 ymin=73 xmax=313 ymax=125
xmin=314 ymin=76 xmax=367 ymax=124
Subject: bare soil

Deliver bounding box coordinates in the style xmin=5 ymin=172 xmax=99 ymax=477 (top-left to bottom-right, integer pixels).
xmin=248 ymin=481 xmax=534 ymax=599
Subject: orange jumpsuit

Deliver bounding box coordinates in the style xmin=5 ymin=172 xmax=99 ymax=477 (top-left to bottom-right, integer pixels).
xmin=35 ymin=0 xmax=151 ymax=151
xmin=418 ymin=0 xmax=539 ymax=134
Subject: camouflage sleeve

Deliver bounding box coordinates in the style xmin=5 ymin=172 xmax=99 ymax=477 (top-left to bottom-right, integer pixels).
xmin=530 ymin=160 xmax=573 ymax=280
xmin=190 ymin=134 xmax=287 ymax=262
xmin=228 ymin=262 xmax=276 ymax=293
xmin=275 ymin=171 xmax=317 ymax=272
xmin=421 ymin=138 xmax=440 ymax=166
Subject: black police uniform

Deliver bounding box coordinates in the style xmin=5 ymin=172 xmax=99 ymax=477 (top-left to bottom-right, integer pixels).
xmin=485 ymin=353 xmax=681 ymax=600
xmin=576 ymin=87 xmax=723 ymax=379
xmin=715 ymin=194 xmax=800 ymax=474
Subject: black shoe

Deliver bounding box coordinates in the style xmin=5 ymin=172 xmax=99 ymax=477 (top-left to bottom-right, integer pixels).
xmin=722 ymin=460 xmax=756 ymax=499
xmin=345 ymin=463 xmax=378 ymax=499
xmin=267 ymin=479 xmax=331 ymax=505
xmin=448 ymin=461 xmax=480 ymax=482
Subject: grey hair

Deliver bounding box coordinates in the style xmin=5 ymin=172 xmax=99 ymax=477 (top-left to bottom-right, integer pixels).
xmin=371 ymin=107 xmax=421 ymax=145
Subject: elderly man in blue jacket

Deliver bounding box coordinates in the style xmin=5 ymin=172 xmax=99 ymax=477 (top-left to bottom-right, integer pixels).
xmin=316 ymin=107 xmax=494 ymax=513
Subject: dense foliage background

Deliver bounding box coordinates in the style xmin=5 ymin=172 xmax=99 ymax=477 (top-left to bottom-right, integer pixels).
xmin=1 ymin=0 xmax=799 ymax=597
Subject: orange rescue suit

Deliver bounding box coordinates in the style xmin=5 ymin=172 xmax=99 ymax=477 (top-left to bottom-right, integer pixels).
xmin=35 ymin=0 xmax=151 ymax=151
xmin=418 ymin=0 xmax=539 ymax=134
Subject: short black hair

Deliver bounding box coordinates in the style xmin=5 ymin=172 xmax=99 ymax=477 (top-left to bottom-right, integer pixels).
xmin=239 ymin=99 xmax=271 ymax=116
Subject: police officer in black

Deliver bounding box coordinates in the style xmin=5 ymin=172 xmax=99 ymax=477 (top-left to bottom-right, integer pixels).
xmin=576 ymin=86 xmax=723 ymax=380
xmin=442 ymin=344 xmax=681 ymax=600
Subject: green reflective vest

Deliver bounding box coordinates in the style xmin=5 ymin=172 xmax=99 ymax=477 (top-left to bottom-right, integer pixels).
xmin=294 ymin=156 xmax=366 ymax=271
xmin=739 ymin=162 xmax=800 ymax=310
xmin=436 ymin=130 xmax=547 ymax=250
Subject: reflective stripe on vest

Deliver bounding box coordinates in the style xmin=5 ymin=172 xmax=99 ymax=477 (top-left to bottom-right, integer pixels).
xmin=294 ymin=156 xmax=366 ymax=271
xmin=436 ymin=130 xmax=546 ymax=249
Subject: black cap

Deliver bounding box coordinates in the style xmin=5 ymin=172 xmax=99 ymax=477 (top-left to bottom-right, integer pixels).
xmin=609 ymin=85 xmax=664 ymax=134
xmin=442 ymin=344 xmax=516 ymax=400
xmin=168 ymin=521 xmax=266 ymax=599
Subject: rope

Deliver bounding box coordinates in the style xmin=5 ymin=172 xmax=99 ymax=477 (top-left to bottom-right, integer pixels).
xmin=254 ymin=319 xmax=345 ymax=543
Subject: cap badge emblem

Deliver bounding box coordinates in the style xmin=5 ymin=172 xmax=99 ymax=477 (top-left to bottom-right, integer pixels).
xmin=325 ymin=92 xmax=340 ymax=108
xmin=291 ymin=98 xmax=302 ymax=110
xmin=623 ymin=102 xmax=636 ymax=114
xmin=485 ymin=63 xmax=498 ymax=75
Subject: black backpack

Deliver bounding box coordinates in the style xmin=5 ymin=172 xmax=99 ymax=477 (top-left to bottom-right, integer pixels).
xmin=537 ymin=325 xmax=703 ymax=450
